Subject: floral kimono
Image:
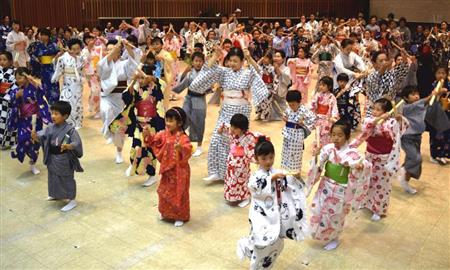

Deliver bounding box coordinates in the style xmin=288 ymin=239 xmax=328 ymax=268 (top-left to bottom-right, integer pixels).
xmin=350 ymin=117 xmax=409 ymax=216
xmin=310 ymin=91 xmax=339 ymax=146
xmin=145 ymin=129 xmax=192 ymax=222
xmin=221 ymin=129 xmax=261 ymax=202
xmin=110 ymin=80 xmax=165 ymax=177
xmin=307 ymin=143 xmax=371 ymax=242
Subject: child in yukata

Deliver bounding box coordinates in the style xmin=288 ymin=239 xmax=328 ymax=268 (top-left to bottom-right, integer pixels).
xmin=350 ymin=98 xmax=409 ymax=221
xmin=8 ymin=67 xmax=51 ymax=174
xmin=218 ymin=113 xmax=262 ymax=207
xmin=397 ymin=85 xmax=448 ymax=194
xmin=281 ymin=90 xmax=316 ymax=174
xmin=237 ymin=136 xmax=309 ymax=270
xmin=310 ymin=76 xmax=339 ymax=148
xmin=288 ymin=47 xmax=312 ymax=104
xmin=333 ymin=73 xmax=361 ymax=130
xmin=144 ymin=107 xmax=192 ymax=227
xmin=32 ymin=101 xmax=83 ymax=212
xmin=172 ymin=52 xmax=207 ymax=157
xmin=308 ymin=120 xmax=371 ymax=250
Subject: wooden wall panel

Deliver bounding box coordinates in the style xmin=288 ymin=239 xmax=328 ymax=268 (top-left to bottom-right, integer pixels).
xmin=11 ymin=0 xmax=368 ymax=27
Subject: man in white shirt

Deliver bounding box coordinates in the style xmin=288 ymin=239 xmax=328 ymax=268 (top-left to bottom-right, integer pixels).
xmin=184 ymin=22 xmax=206 ymax=55
xmin=6 ymin=20 xmax=29 ymax=67
xmin=306 ymin=14 xmax=319 ymax=34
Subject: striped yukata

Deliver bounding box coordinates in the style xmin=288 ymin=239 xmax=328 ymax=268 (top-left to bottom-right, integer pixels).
xmin=190 ymin=64 xmax=269 ymax=179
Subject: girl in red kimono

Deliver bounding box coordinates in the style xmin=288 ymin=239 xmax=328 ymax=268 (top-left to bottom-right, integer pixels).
xmin=218 ymin=113 xmax=261 ymax=208
xmin=145 ymin=107 xmax=192 ymax=227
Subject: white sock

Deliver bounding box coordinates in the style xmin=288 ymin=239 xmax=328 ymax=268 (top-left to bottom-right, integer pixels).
xmin=158 ymin=213 xmax=164 ymax=220
xmin=106 ymin=137 xmax=113 ymax=145
xmin=115 ymin=152 xmax=123 ymax=164
xmin=203 ymin=174 xmax=221 ymax=182
xmin=61 ymin=200 xmax=77 ymax=212
xmin=46 ymin=196 xmax=55 ymax=201
xmin=192 ymin=147 xmax=203 ymax=157
xmin=324 ymin=239 xmax=340 ymax=251
xmin=371 ymin=213 xmax=381 ymax=221
xmin=400 ymin=179 xmax=417 ymax=194
xmin=238 ymin=198 xmax=250 ymax=208
xmin=174 ymin=220 xmax=184 ymax=227
xmin=30 ymin=165 xmax=40 ymax=175
xmin=125 ymin=165 xmax=133 ymax=177
xmin=142 ymin=175 xmax=157 ymax=187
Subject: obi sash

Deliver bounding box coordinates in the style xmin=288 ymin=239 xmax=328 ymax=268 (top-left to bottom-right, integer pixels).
xmin=187 ymin=90 xmax=205 ymax=97
xmin=49 ymin=145 xmax=64 ymax=155
xmin=286 ymin=122 xmax=302 ymax=129
xmin=0 ymin=82 xmax=11 ymax=94
xmin=39 ymin=55 xmax=55 ymax=65
xmin=92 ymin=55 xmax=100 ymax=68
xmin=317 ymin=103 xmax=329 ymax=115
xmin=135 ymin=99 xmax=157 ymax=119
xmin=295 ymin=66 xmax=308 ymax=76
xmin=324 ymin=161 xmax=350 ymax=184
xmin=319 ymin=52 xmax=332 ymax=61
xmin=367 ymin=136 xmax=393 ymax=154
xmin=19 ymin=103 xmax=39 ymax=119
xmin=262 ymin=73 xmax=273 ymax=84
xmin=230 ymin=144 xmax=245 ymax=157
xmin=222 ymin=90 xmax=249 ymax=105
xmin=111 ymin=81 xmax=127 ymax=94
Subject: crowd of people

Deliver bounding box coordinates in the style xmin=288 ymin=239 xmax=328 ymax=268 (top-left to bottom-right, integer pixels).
xmin=1 ymin=10 xmax=449 ymax=269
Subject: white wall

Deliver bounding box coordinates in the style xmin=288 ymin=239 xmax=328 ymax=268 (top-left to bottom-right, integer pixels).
xmin=370 ymin=0 xmax=450 ymax=23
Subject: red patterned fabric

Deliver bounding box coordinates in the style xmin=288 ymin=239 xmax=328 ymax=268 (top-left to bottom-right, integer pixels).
xmin=147 ymin=129 xmax=192 ymax=221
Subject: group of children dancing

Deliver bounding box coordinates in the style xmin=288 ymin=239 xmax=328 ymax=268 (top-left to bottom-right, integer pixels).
xmin=1 ymin=12 xmax=450 ymax=270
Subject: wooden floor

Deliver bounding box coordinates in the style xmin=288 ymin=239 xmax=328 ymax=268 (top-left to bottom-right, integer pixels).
xmin=1 ymin=66 xmax=449 ymax=269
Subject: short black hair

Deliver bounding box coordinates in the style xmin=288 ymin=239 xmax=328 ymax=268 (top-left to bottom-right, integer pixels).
xmin=50 ymin=100 xmax=71 ymax=116
xmin=194 ymin=42 xmax=204 ymax=50
xmin=165 ymin=107 xmax=187 ymax=129
xmin=331 ymin=119 xmax=352 ymax=139
xmin=222 ymin=38 xmax=232 ymax=45
xmin=83 ymin=33 xmax=94 ymax=45
xmin=371 ymin=50 xmax=387 ymax=63
xmin=11 ymin=19 xmax=20 ymax=25
xmin=319 ymin=76 xmax=333 ymax=91
xmin=0 ymin=51 xmax=13 ymax=61
xmin=39 ymin=28 xmax=51 ymax=37
xmin=341 ymin=38 xmax=354 ymax=49
xmin=15 ymin=67 xmax=30 ymax=77
xmin=286 ymin=90 xmax=302 ymax=103
xmin=191 ymin=51 xmax=205 ymax=61
xmin=230 ymin=113 xmax=249 ymax=131
xmin=254 ymin=136 xmax=275 ymax=157
xmin=400 ymin=85 xmax=419 ymax=99
xmin=150 ymin=37 xmax=163 ymax=45
xmin=337 ymin=73 xmax=350 ymax=82
xmin=67 ymin=38 xmax=83 ymax=49
xmin=106 ymin=39 xmax=118 ymax=47
xmin=374 ymin=98 xmax=393 ymax=112
xmin=125 ymin=35 xmax=138 ymax=47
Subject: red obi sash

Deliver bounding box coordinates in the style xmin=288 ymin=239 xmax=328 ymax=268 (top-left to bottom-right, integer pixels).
xmin=317 ymin=103 xmax=329 ymax=115
xmin=136 ymin=99 xmax=156 ymax=118
xmin=262 ymin=73 xmax=273 ymax=84
xmin=19 ymin=103 xmax=39 ymax=119
xmin=230 ymin=144 xmax=245 ymax=157
xmin=367 ymin=136 xmax=393 ymax=154
xmin=0 ymin=82 xmax=11 ymax=94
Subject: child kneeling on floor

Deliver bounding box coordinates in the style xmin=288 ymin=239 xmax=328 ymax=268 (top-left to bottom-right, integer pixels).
xmin=32 ymin=101 xmax=83 ymax=212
